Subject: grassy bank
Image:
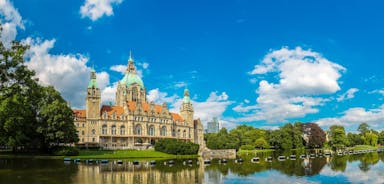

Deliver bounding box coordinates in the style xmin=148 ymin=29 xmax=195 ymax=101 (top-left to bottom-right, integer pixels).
xmin=349 ymin=145 xmax=377 ymax=151
xmin=238 ymin=149 xmax=275 ymax=154
xmin=73 ymin=149 xmax=198 ymax=160
xmin=0 ymin=149 xmax=198 ymax=160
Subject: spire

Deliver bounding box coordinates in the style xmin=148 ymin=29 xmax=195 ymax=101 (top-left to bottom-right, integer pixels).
xmin=88 ymin=68 xmax=98 ymax=88
xmin=183 ymin=88 xmax=191 ymax=103
xmin=126 ymin=50 xmax=136 ymax=74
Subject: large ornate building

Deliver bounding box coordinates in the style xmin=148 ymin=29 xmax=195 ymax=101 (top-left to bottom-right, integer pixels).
xmin=73 ymin=54 xmax=204 ymax=150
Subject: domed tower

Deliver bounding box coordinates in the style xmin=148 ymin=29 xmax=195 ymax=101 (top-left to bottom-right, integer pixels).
xmin=116 ymin=52 xmax=146 ymax=106
xmin=180 ymin=88 xmax=194 ymax=126
xmin=86 ymin=68 xmax=101 ymax=119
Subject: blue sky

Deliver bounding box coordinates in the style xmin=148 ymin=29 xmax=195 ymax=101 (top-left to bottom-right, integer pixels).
xmin=1 ymin=0 xmax=384 ymax=131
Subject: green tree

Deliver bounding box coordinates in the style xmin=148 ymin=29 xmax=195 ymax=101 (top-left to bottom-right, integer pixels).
xmin=0 ymin=26 xmax=78 ymax=153
xmin=254 ymin=137 xmax=269 ymax=149
xmin=328 ymin=125 xmax=348 ymax=150
xmin=364 ymin=132 xmax=378 ymax=147
xmin=347 ymin=132 xmax=363 ymax=146
xmin=358 ymin=123 xmax=369 ymax=135
xmin=378 ymin=131 xmax=384 ymax=145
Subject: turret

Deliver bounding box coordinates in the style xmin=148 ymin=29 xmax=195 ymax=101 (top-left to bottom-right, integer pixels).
xmin=180 ymin=88 xmax=194 ymax=125
xmin=86 ymin=68 xmax=101 ymax=119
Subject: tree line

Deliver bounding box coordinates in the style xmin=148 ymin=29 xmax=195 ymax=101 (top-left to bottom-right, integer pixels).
xmin=0 ymin=27 xmax=78 ymax=153
xmin=205 ymin=123 xmax=384 ymax=151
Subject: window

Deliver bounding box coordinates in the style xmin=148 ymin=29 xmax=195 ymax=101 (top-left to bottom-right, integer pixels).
xmin=134 ymin=124 xmax=142 ymax=135
xmin=92 ymin=129 xmax=96 ymax=135
xmin=148 ymin=125 xmax=155 ymax=136
xmin=92 ymin=138 xmax=95 ymax=142
xmin=81 ymin=130 xmax=85 ymax=135
xmin=160 ymin=126 xmax=167 ymax=136
xmin=120 ymin=125 xmax=125 ymax=135
xmin=183 ymin=130 xmax=186 ymax=138
xmin=112 ymin=125 xmax=116 ymax=135
xmin=102 ymin=125 xmax=107 ymax=135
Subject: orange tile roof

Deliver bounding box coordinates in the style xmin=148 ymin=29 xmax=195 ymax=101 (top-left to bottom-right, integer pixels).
xmin=171 ymin=113 xmax=183 ymax=121
xmin=73 ymin=109 xmax=86 ymax=118
xmin=100 ymin=105 xmax=124 ymax=117
xmin=126 ymin=101 xmax=163 ymax=114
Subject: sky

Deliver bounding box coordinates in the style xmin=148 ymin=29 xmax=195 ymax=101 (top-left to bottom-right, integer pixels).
xmin=1 ymin=0 xmax=384 ymax=132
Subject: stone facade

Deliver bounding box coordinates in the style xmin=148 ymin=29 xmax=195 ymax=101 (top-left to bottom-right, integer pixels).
xmin=73 ymin=54 xmax=204 ymax=150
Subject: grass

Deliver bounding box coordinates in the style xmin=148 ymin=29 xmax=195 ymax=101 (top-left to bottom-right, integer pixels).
xmin=0 ymin=149 xmax=198 ymax=160
xmin=71 ymin=149 xmax=198 ymax=160
xmin=238 ymin=149 xmax=275 ymax=154
xmin=350 ymin=145 xmax=377 ymax=151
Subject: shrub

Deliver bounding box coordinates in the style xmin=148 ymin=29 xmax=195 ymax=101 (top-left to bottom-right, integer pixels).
xmin=240 ymin=144 xmax=255 ymax=150
xmin=155 ymin=139 xmax=199 ymax=155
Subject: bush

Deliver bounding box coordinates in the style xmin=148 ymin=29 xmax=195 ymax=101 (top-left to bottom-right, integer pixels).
xmin=155 ymin=139 xmax=199 ymax=155
xmin=53 ymin=146 xmax=79 ymax=156
xmin=240 ymin=144 xmax=255 ymax=150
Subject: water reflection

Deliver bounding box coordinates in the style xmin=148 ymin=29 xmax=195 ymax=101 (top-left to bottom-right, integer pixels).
xmin=0 ymin=152 xmax=383 ymax=184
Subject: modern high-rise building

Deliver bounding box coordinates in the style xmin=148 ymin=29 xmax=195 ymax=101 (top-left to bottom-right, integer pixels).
xmin=206 ymin=117 xmax=220 ymax=133
xmin=73 ymin=53 xmax=204 ymax=149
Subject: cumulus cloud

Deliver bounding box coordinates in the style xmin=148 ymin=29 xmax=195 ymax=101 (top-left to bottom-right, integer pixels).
xmin=23 ymin=37 xmax=111 ymax=108
xmin=80 ymin=0 xmax=123 ymax=21
xmin=337 ymin=88 xmax=359 ymax=102
xmin=370 ymin=89 xmax=384 ymax=96
xmin=237 ymin=47 xmax=345 ymax=123
xmin=0 ymin=0 xmax=25 ymax=46
xmin=110 ymin=61 xmax=149 ymax=78
xmin=147 ymin=88 xmax=179 ymax=105
xmin=315 ymin=105 xmax=384 ymax=131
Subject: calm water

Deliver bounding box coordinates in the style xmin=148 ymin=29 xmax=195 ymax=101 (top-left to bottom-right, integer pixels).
xmin=0 ymin=152 xmax=383 ymax=184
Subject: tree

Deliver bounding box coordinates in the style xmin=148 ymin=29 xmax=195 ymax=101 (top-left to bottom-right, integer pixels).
xmin=303 ymin=123 xmax=326 ymax=148
xmin=358 ymin=123 xmax=369 ymax=135
xmin=364 ymin=132 xmax=378 ymax=147
xmin=328 ymin=125 xmax=348 ymax=150
xmin=378 ymin=131 xmax=384 ymax=145
xmin=254 ymin=137 xmax=269 ymax=149
xmin=0 ymin=26 xmax=78 ymax=153
xmin=347 ymin=132 xmax=363 ymax=146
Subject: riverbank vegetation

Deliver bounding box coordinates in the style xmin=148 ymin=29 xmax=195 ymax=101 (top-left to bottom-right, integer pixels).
xmin=154 ymin=138 xmax=199 ymax=155
xmin=0 ymin=27 xmax=78 ymax=154
xmin=205 ymin=123 xmax=384 ymax=152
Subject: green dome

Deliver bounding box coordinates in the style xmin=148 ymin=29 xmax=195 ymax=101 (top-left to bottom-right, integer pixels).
xmin=121 ymin=73 xmax=144 ymax=89
xmin=88 ymin=79 xmax=98 ymax=88
xmin=183 ymin=96 xmax=190 ymax=103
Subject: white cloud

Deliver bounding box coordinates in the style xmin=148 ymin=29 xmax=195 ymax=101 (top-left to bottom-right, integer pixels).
xmin=101 ymin=82 xmax=117 ymax=105
xmin=23 ymin=37 xmax=111 ymax=108
xmin=147 ymin=88 xmax=179 ymax=105
xmin=316 ymin=105 xmax=384 ymax=131
xmin=173 ymin=81 xmax=187 ymax=88
xmin=0 ymin=0 xmax=24 ymax=46
xmin=337 ymin=88 xmax=359 ymax=102
xmin=237 ymin=47 xmax=345 ymax=123
xmin=370 ymin=89 xmax=384 ymax=96
xmin=80 ymin=0 xmax=123 ymax=21
xmin=110 ymin=64 xmax=126 ymax=74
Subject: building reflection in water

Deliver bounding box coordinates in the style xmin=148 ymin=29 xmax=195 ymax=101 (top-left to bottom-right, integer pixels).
xmin=73 ymin=159 xmax=205 ymax=184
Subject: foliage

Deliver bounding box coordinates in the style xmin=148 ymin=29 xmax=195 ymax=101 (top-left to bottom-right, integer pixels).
xmin=347 ymin=132 xmax=364 ymax=147
xmin=240 ymin=144 xmax=255 ymax=150
xmin=328 ymin=125 xmax=348 ymax=150
xmin=254 ymin=137 xmax=269 ymax=149
xmin=206 ymin=128 xmax=239 ymax=149
xmin=53 ymin=146 xmax=80 ymax=156
xmin=155 ymin=139 xmax=199 ymax=155
xmin=303 ymin=123 xmax=326 ymax=148
xmin=378 ymin=131 xmax=384 ymax=145
xmin=0 ymin=26 xmax=78 ymax=153
xmin=358 ymin=123 xmax=369 ymax=135
xmin=363 ymin=132 xmax=378 ymax=147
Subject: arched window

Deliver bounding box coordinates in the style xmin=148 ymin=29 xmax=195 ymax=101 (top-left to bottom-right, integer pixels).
xmin=81 ymin=130 xmax=85 ymax=135
xmin=92 ymin=129 xmax=96 ymax=135
xmin=160 ymin=126 xmax=167 ymax=136
xmin=102 ymin=125 xmax=107 ymax=134
xmin=134 ymin=124 xmax=142 ymax=135
xmin=148 ymin=125 xmax=155 ymax=136
xmin=183 ymin=130 xmax=186 ymax=138
xmin=120 ymin=125 xmax=125 ymax=135
xmin=177 ymin=129 xmax=180 ymax=137
xmin=111 ymin=125 xmax=116 ymax=135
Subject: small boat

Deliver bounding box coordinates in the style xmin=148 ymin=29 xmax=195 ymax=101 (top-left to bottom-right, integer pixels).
xmin=324 ymin=152 xmax=331 ymax=156
xmin=86 ymin=159 xmax=94 ymax=164
xmin=132 ymin=160 xmax=139 ymax=165
xmin=236 ymin=158 xmax=244 ymax=163
xmin=168 ymin=160 xmax=175 ymax=165
xmin=278 ymin=156 xmax=286 ymax=161
xmin=101 ymin=160 xmax=108 ymax=164
xmin=337 ymin=152 xmax=343 ymax=156
xmin=265 ymin=156 xmax=273 ymax=162
xmin=251 ymin=157 xmax=260 ymax=162
xmin=204 ymin=160 xmax=211 ymax=164
xmin=116 ymin=160 xmax=123 ymax=165
xmin=187 ymin=160 xmax=193 ymax=164
xmin=309 ymin=154 xmax=316 ymax=158
xmin=318 ymin=153 xmax=323 ymax=157
xmin=220 ymin=159 xmax=227 ymax=164
xmin=290 ymin=155 xmax=296 ymax=160
xmin=73 ymin=158 xmax=81 ymax=163
xmin=300 ymin=155 xmax=306 ymax=159
xmin=64 ymin=158 xmax=71 ymax=162
xmin=150 ymin=160 xmax=156 ymax=165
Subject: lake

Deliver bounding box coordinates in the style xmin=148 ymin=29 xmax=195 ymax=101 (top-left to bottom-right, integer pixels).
xmin=0 ymin=151 xmax=383 ymax=184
